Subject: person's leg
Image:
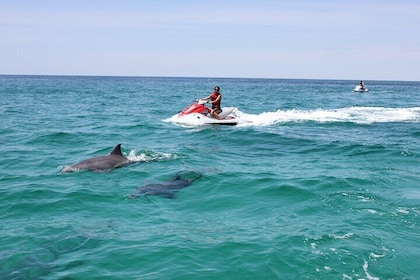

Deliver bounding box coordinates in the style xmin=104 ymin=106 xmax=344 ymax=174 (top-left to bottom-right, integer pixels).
xmin=213 ymin=111 xmax=220 ymax=119
xmin=212 ymin=108 xmax=221 ymax=119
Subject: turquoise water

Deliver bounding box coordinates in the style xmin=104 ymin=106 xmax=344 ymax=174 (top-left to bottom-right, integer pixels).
xmin=1 ymin=75 xmax=419 ymax=279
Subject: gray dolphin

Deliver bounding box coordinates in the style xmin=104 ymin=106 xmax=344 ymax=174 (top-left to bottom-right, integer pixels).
xmin=127 ymin=171 xmax=202 ymax=199
xmin=61 ymin=144 xmax=133 ymax=173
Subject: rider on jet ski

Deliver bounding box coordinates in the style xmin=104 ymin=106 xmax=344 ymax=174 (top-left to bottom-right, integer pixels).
xmin=201 ymin=86 xmax=222 ymax=119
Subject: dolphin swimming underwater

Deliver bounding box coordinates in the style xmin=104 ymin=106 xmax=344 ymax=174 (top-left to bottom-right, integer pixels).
xmin=127 ymin=171 xmax=202 ymax=199
xmin=61 ymin=144 xmax=133 ymax=173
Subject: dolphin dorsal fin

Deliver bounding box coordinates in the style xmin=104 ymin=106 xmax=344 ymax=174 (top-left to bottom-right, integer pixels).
xmin=110 ymin=144 xmax=124 ymax=156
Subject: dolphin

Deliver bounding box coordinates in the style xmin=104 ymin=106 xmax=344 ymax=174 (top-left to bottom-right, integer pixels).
xmin=61 ymin=144 xmax=133 ymax=173
xmin=127 ymin=171 xmax=202 ymax=199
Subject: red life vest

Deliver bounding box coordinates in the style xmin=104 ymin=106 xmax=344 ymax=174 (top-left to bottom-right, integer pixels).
xmin=210 ymin=93 xmax=221 ymax=108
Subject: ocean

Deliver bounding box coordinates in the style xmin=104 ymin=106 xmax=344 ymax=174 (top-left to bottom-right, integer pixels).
xmin=0 ymin=75 xmax=419 ymax=279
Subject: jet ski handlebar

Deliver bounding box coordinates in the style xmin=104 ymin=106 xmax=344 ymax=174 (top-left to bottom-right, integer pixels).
xmin=196 ymin=98 xmax=210 ymax=105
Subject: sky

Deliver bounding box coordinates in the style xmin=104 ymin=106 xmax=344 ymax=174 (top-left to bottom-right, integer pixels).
xmin=1 ymin=0 xmax=420 ymax=81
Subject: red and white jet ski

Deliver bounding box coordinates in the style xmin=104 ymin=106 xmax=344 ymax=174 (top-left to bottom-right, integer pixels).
xmin=176 ymin=99 xmax=239 ymax=126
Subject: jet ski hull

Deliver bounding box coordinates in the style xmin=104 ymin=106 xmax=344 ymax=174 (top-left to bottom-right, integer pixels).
xmin=177 ymin=102 xmax=239 ymax=126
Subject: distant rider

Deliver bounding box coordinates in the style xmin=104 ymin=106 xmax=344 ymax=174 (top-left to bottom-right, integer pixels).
xmin=359 ymin=81 xmax=365 ymax=90
xmin=201 ymin=86 xmax=222 ymax=119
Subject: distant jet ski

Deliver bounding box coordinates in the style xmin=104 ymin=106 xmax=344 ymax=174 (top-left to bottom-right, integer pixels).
xmin=175 ymin=99 xmax=239 ymax=126
xmin=354 ymin=81 xmax=368 ymax=92
xmin=353 ymin=85 xmax=369 ymax=92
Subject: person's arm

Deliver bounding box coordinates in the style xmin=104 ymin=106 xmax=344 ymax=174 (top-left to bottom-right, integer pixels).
xmin=202 ymin=95 xmax=211 ymax=100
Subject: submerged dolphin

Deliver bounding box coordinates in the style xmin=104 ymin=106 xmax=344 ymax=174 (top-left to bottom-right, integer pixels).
xmin=61 ymin=144 xmax=133 ymax=173
xmin=127 ymin=171 xmax=202 ymax=199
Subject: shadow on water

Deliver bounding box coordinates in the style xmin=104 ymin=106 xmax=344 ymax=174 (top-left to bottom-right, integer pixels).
xmin=0 ymin=228 xmax=104 ymax=280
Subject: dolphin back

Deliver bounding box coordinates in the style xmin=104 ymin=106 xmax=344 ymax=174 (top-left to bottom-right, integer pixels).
xmin=61 ymin=144 xmax=130 ymax=172
xmin=128 ymin=170 xmax=202 ymax=199
xmin=171 ymin=170 xmax=202 ymax=182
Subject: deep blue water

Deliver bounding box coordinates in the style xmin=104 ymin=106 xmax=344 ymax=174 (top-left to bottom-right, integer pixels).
xmin=0 ymin=75 xmax=419 ymax=279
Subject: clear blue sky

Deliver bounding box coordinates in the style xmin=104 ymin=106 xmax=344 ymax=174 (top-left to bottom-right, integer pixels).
xmin=1 ymin=0 xmax=419 ymax=81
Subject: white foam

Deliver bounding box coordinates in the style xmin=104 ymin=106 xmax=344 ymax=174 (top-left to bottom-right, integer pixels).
xmin=331 ymin=232 xmax=354 ymax=239
xmin=324 ymin=266 xmax=332 ymax=271
xmin=126 ymin=149 xmax=177 ymax=162
xmin=395 ymin=207 xmax=410 ymax=214
xmin=236 ymin=106 xmax=420 ymax=126
xmin=369 ymin=252 xmax=386 ymax=258
xmin=363 ymin=260 xmax=380 ymax=280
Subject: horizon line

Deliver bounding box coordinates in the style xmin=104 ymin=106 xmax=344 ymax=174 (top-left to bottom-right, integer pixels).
xmin=0 ymin=73 xmax=418 ymax=83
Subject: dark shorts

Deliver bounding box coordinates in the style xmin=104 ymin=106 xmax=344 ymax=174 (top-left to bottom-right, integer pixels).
xmin=213 ymin=107 xmax=222 ymax=114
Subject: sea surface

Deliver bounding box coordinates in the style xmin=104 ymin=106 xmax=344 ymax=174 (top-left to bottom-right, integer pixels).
xmin=0 ymin=75 xmax=419 ymax=279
